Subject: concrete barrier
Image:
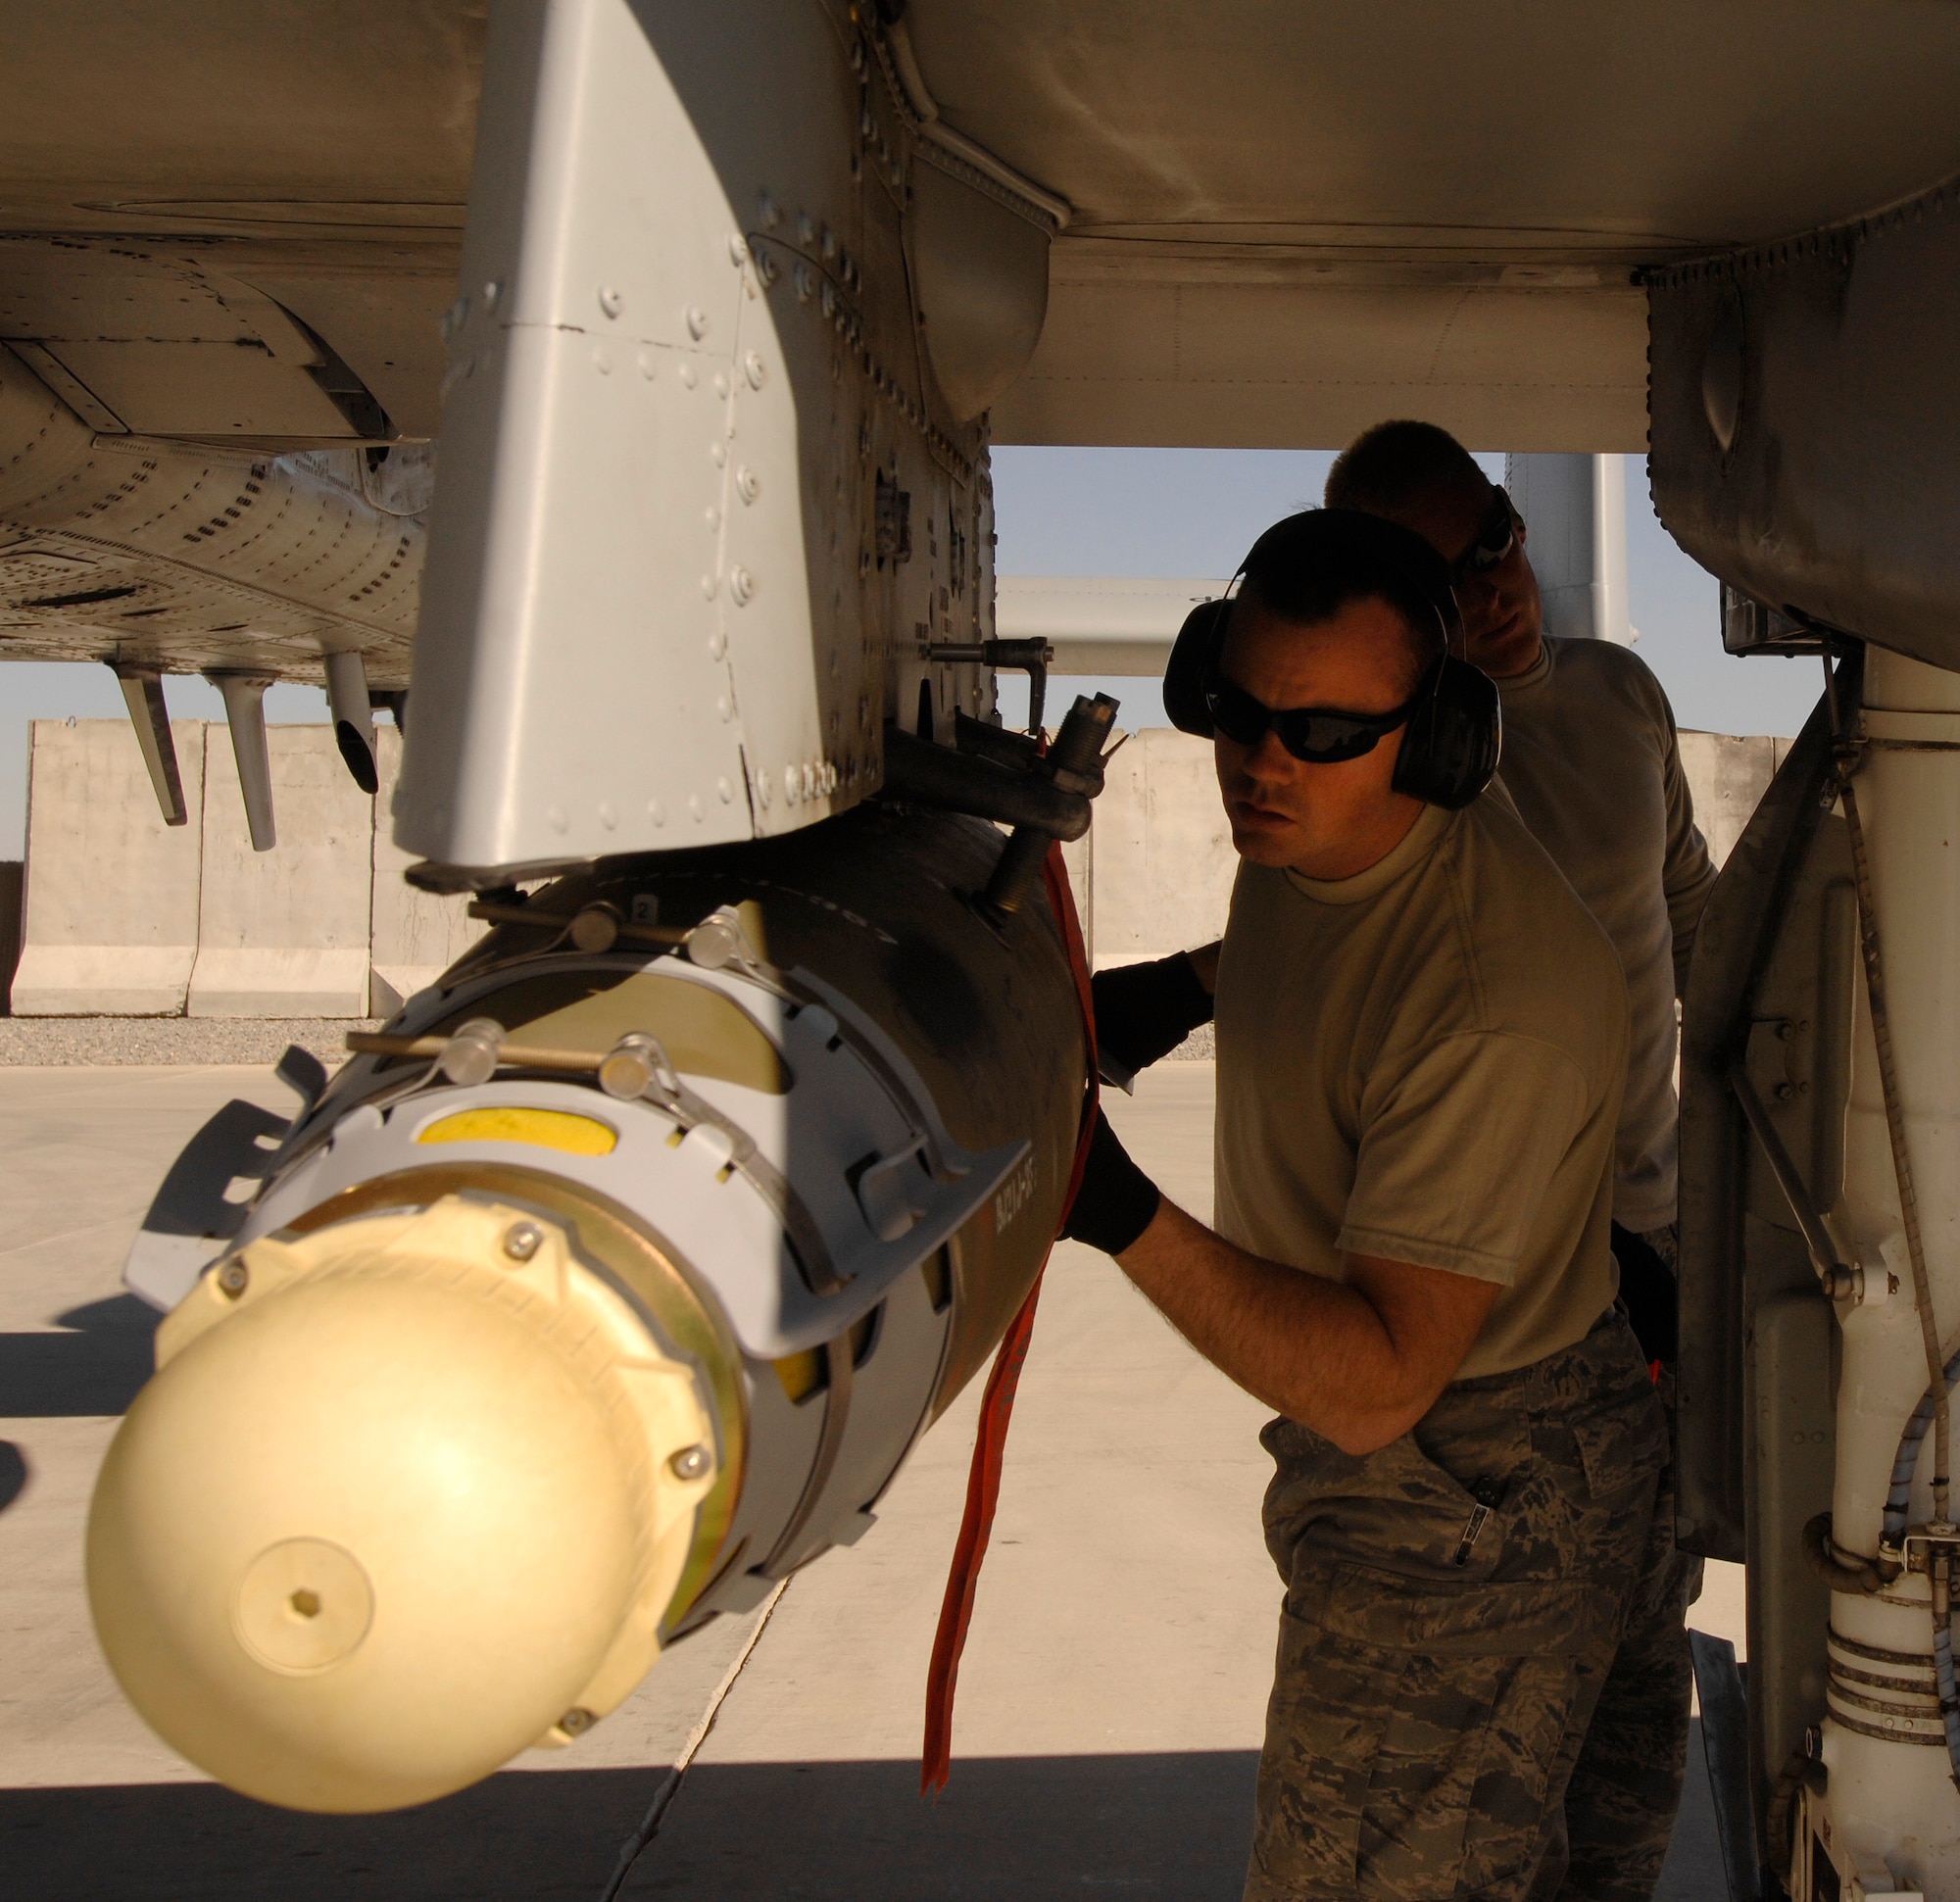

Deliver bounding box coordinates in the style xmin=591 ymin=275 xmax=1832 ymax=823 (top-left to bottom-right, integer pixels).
xmin=369 ymin=726 xmax=487 ymax=1014
xmin=1677 ymin=730 xmax=1788 ymax=869
xmin=7 ymin=717 xmax=1791 ymax=1015
xmin=12 ymin=719 xmax=207 ymax=1014
xmin=1088 ymin=729 xmax=1239 ymax=970
xmin=187 ymin=725 xmax=374 ymax=1017
xmin=1077 ymin=725 xmax=1787 ymax=967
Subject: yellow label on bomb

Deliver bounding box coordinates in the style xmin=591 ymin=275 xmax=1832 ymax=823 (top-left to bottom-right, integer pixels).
xmin=416 ymin=1107 xmax=618 ymax=1155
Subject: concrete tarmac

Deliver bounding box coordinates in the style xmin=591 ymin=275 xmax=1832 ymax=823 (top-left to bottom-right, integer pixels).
xmin=0 ymin=1062 xmax=1736 ymax=1898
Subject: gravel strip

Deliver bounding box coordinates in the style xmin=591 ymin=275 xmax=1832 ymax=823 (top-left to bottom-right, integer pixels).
xmin=0 ymin=1018 xmax=379 ymax=1067
xmin=1168 ymin=1023 xmax=1214 ymax=1061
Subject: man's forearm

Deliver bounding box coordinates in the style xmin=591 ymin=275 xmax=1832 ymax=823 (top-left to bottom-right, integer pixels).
xmin=1111 ymin=1198 xmax=1495 ymax=1456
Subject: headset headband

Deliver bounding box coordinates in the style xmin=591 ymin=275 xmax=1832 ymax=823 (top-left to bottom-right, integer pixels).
xmin=1161 ymin=508 xmax=1499 ymax=810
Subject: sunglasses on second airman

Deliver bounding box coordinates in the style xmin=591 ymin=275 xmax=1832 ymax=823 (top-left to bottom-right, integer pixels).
xmin=1452 ymin=484 xmax=1518 ymax=583
xmin=1202 ymin=671 xmax=1420 ymax=763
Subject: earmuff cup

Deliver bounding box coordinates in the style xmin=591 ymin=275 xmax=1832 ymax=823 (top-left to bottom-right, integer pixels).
xmin=1390 ymin=653 xmax=1501 ymax=810
xmin=1160 ymin=510 xmax=1501 ymax=810
xmin=1164 ymin=598 xmax=1227 ymax=738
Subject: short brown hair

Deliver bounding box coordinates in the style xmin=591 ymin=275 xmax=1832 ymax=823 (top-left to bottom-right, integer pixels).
xmin=1324 ymin=420 xmax=1486 ymax=516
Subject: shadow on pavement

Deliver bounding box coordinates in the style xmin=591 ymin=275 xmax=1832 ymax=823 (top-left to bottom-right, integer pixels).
xmin=0 ymin=1439 xmax=24 ymax=1511
xmin=0 ymin=1293 xmax=157 ymax=1417
xmin=3 ymin=1733 xmax=1730 ymax=1898
xmin=1 ymin=1753 xmax=1261 ymax=1901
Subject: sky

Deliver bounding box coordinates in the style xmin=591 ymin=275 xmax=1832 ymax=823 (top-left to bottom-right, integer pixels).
xmin=0 ymin=449 xmax=1823 ymax=858
xmin=987 ymin=448 xmax=1827 ymax=738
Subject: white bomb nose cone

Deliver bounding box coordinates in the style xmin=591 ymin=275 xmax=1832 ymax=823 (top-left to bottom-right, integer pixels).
xmin=87 ymin=1195 xmax=716 ymax=1813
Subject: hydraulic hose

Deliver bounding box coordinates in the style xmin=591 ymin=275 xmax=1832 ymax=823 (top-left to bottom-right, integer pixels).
xmin=1885 ymin=1341 xmax=1960 ymax=1549
xmin=1803 ymin=1511 xmax=1892 ymax=1595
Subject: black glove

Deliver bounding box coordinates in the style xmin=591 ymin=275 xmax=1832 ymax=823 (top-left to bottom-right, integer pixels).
xmin=1062 ymin=1108 xmax=1162 ymax=1257
xmin=1610 ymin=1222 xmax=1679 ymax=1366
xmin=1091 ymin=951 xmax=1214 ymax=1090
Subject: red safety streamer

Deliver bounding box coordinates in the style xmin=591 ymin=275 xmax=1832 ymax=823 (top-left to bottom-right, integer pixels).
xmin=920 ymin=842 xmax=1099 ymax=1795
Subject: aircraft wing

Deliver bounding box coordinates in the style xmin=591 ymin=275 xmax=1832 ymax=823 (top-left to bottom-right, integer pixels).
xmin=3 ymin=3 xmax=1958 ymax=717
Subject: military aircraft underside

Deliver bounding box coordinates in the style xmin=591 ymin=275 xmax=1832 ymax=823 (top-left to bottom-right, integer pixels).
xmin=6 ymin=3 xmax=1960 ymax=1892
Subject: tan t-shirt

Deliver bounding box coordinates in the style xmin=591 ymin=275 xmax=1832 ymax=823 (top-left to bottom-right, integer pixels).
xmin=1495 ymin=637 xmax=1717 ymax=1232
xmin=1213 ymin=793 xmax=1629 ymax=1380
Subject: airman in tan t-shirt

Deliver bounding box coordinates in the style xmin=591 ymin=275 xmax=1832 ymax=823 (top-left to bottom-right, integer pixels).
xmin=1214 ymin=789 xmax=1626 ymax=1378
xmin=1070 ymin=507 xmax=1677 ymax=1900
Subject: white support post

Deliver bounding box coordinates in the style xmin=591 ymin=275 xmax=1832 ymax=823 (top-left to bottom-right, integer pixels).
xmin=109 ymin=662 xmax=187 ymax=826
xmin=1817 ymin=645 xmax=1960 ymax=1894
xmin=1503 ymin=453 xmax=1632 ymax=645
xmin=204 ymin=672 xmax=277 ymax=853
xmin=323 ymin=650 xmax=379 ymax=796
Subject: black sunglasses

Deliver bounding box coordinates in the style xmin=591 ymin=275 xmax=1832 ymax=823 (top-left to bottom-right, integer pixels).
xmin=1203 ymin=671 xmax=1423 ymax=763
xmin=1452 ymin=484 xmax=1518 ymax=583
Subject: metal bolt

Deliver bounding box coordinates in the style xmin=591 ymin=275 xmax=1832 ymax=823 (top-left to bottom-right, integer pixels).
xmin=503 ymin=1222 xmax=544 ymax=1262
xmin=1804 ymin=1726 xmax=1822 ymax=1758
xmin=728 ymin=232 xmax=748 ymax=266
xmin=598 ymin=285 xmax=623 ymax=318
xmin=736 ymin=464 xmax=760 ymax=504
xmin=597 ymin=1041 xmax=657 ymax=1100
xmin=559 ymin=1707 xmax=596 ymax=1737
xmin=758 ymin=193 xmax=780 ymax=229
xmin=686 ymin=908 xmax=748 ymax=971
xmin=686 ymin=305 xmax=710 ymax=339
xmin=436 ymin=1018 xmax=504 ymax=1088
xmin=482 ymin=280 xmax=503 ymax=312
xmin=669 ymin=1443 xmax=711 ymax=1481
xmin=730 ymin=566 xmax=756 ymax=606
xmin=217 ymin=1258 xmax=250 ymax=1298
xmin=717 ymin=776 xmax=734 ymax=804
xmin=744 ymin=350 xmax=767 ymax=389
xmin=709 ymin=629 xmax=727 ymax=659
xmin=569 ymin=904 xmax=621 ymax=953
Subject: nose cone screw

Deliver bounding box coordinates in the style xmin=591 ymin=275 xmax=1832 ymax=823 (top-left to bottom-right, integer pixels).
xmin=502 ymin=1222 xmax=544 ymax=1262
xmin=669 ymin=1444 xmax=711 ymax=1482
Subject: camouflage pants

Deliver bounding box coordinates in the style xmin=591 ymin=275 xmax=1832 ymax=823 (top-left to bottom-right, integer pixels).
xmin=1245 ymin=1310 xmax=1690 ymax=1901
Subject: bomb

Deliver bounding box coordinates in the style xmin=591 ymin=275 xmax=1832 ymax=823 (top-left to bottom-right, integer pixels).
xmin=89 ymin=805 xmax=1088 ymax=1812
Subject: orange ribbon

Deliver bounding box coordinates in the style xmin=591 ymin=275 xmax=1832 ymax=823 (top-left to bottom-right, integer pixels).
xmin=920 ymin=842 xmax=1099 ymax=1795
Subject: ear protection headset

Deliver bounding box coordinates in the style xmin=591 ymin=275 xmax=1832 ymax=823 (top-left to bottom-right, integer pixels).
xmin=1162 ymin=508 xmax=1501 ymax=810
